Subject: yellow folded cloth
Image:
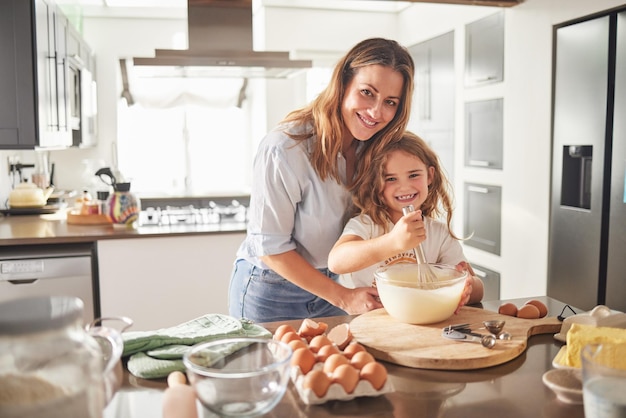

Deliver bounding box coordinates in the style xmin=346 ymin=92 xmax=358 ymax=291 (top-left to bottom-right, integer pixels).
xmin=563 ymin=323 xmax=626 ymax=368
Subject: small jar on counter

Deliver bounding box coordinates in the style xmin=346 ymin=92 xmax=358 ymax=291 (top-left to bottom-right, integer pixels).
xmin=78 ymin=190 xmax=100 ymax=215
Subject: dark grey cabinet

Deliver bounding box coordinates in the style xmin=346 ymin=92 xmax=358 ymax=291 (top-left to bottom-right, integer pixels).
xmin=464 ymin=98 xmax=503 ymax=169
xmin=465 ymin=11 xmax=504 ymax=87
xmin=0 ymin=0 xmax=94 ymax=149
xmin=0 ymin=1 xmax=37 ymax=148
xmin=463 ymin=183 xmax=501 ymax=255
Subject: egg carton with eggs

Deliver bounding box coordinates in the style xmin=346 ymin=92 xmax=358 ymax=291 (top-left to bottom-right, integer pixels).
xmin=273 ymin=319 xmax=394 ymax=405
xmin=291 ymin=361 xmax=394 ymax=405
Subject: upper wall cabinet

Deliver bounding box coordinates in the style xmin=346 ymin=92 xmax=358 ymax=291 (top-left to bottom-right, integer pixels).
xmin=465 ymin=11 xmax=504 ymax=87
xmin=409 ymin=31 xmax=456 ymax=181
xmin=0 ymin=0 xmax=96 ymax=150
xmin=0 ymin=1 xmax=37 ymax=149
xmin=465 ymin=98 xmax=503 ymax=169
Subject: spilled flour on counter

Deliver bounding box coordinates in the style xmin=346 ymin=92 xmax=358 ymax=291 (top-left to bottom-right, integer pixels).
xmin=0 ymin=374 xmax=91 ymax=418
xmin=0 ymin=374 xmax=67 ymax=404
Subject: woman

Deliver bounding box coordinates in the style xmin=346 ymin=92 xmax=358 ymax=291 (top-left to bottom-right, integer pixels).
xmin=328 ymin=131 xmax=484 ymax=306
xmin=228 ymin=38 xmax=415 ymax=323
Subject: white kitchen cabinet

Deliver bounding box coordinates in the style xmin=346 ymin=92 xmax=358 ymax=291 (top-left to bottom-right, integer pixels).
xmin=465 ymin=11 xmax=504 ymax=87
xmin=97 ymin=233 xmax=245 ymax=331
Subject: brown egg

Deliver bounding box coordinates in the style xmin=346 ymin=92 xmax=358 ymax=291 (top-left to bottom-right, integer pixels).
xmin=350 ymin=350 xmax=375 ymax=370
xmin=298 ymin=318 xmax=326 ymax=339
xmin=309 ymin=335 xmax=333 ymax=353
xmin=316 ymin=344 xmax=341 ymax=362
xmin=327 ymin=323 xmax=353 ymax=350
xmin=288 ymin=339 xmax=308 ymax=352
xmin=331 ymin=364 xmax=360 ymax=394
xmin=302 ymin=369 xmax=332 ymax=398
xmin=280 ymin=331 xmax=302 ymax=345
xmin=342 ymin=342 xmax=366 ymax=359
xmin=322 ymin=353 xmax=350 ymax=374
xmin=291 ymin=347 xmax=316 ymax=374
xmin=517 ymin=303 xmax=541 ymax=319
xmin=360 ymin=362 xmax=388 ymax=390
xmin=524 ymin=299 xmax=548 ymax=318
xmin=274 ymin=324 xmax=297 ymax=341
xmin=498 ymin=302 xmax=518 ymax=317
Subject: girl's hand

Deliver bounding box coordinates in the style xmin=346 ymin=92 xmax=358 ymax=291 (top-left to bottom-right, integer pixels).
xmin=390 ymin=210 xmax=426 ymax=253
xmin=454 ymin=261 xmax=484 ymax=313
xmin=454 ymin=276 xmax=473 ymax=314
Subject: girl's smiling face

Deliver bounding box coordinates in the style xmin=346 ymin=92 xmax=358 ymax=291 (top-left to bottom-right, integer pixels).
xmin=341 ymin=65 xmax=404 ymax=142
xmin=381 ymin=149 xmax=434 ymax=222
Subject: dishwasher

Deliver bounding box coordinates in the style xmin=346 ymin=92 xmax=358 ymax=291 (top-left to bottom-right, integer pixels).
xmin=0 ymin=243 xmax=97 ymax=325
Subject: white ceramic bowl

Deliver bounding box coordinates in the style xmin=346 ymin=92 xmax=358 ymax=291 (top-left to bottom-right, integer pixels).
xmin=542 ymin=368 xmax=583 ymax=404
xmin=183 ymin=337 xmax=292 ymax=418
xmin=374 ymin=263 xmax=467 ymax=325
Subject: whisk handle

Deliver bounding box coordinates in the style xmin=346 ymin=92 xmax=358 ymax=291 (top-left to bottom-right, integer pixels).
xmin=402 ymin=205 xmax=428 ymax=264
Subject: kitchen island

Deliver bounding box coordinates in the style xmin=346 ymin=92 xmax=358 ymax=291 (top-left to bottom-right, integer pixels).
xmin=104 ymin=297 xmax=585 ymax=418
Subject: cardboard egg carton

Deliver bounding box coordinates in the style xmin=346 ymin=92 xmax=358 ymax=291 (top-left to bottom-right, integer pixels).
xmin=274 ymin=319 xmax=394 ymax=405
xmin=290 ymin=362 xmax=394 ymax=405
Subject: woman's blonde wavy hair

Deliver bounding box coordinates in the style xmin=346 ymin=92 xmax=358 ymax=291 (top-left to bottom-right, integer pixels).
xmin=281 ymin=38 xmax=415 ymax=184
xmin=350 ymin=131 xmax=460 ymax=239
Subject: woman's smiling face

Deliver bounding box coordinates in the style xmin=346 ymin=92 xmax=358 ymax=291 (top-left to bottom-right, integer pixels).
xmin=382 ymin=149 xmax=434 ymax=221
xmin=341 ymin=65 xmax=404 ymax=141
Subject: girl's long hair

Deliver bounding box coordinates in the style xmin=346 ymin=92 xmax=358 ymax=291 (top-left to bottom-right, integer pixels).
xmin=282 ymin=38 xmax=415 ymax=184
xmin=351 ymin=131 xmax=460 ymax=239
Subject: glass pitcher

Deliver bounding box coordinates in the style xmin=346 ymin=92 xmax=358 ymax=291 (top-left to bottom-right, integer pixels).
xmin=0 ymin=296 xmax=124 ymax=418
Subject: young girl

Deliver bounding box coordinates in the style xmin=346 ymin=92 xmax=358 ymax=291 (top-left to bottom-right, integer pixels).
xmin=328 ymin=131 xmax=484 ymax=305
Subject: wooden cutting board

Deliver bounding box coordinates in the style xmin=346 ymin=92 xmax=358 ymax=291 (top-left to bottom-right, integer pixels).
xmin=350 ymin=306 xmax=562 ymax=370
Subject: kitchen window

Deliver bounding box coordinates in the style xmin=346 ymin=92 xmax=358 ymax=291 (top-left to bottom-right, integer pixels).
xmin=116 ymin=68 xmax=332 ymax=196
xmin=116 ymin=77 xmax=251 ymax=196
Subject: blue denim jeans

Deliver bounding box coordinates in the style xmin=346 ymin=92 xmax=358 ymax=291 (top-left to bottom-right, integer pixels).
xmin=228 ymin=258 xmax=348 ymax=323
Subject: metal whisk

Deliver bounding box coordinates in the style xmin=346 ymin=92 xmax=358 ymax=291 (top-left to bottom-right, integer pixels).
xmin=402 ymin=205 xmax=438 ymax=285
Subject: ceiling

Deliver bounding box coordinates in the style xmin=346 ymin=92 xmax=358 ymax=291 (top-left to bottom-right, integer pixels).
xmin=55 ymin=0 xmax=517 ymax=19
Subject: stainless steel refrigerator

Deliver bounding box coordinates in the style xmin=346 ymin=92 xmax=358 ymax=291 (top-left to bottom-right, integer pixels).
xmin=548 ymin=9 xmax=626 ymax=312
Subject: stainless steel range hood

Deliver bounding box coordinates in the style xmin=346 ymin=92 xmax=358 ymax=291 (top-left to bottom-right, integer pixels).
xmin=132 ymin=0 xmax=312 ymax=78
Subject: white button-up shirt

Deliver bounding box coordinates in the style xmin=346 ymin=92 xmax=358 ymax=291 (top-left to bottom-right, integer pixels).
xmin=237 ymin=123 xmax=353 ymax=269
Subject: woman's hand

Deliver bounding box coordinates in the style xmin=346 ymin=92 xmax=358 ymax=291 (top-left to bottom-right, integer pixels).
xmin=340 ymin=286 xmax=384 ymax=315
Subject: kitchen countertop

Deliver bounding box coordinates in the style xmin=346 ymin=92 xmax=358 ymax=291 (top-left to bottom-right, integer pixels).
xmin=0 ymin=210 xmax=247 ymax=246
xmin=105 ymin=297 xmax=585 ymax=418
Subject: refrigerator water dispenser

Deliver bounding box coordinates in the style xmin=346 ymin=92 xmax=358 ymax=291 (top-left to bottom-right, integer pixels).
xmin=561 ymin=145 xmax=592 ymax=209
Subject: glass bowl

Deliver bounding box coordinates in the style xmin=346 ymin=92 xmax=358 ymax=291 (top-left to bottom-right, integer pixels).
xmin=374 ymin=263 xmax=468 ymax=325
xmin=183 ymin=337 xmax=292 ymax=417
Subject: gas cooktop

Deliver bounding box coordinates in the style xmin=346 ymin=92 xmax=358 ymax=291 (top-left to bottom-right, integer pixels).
xmin=139 ymin=201 xmax=247 ymax=227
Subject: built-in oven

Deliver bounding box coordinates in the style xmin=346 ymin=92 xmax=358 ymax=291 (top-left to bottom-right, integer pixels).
xmin=0 ymin=243 xmax=97 ymax=325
